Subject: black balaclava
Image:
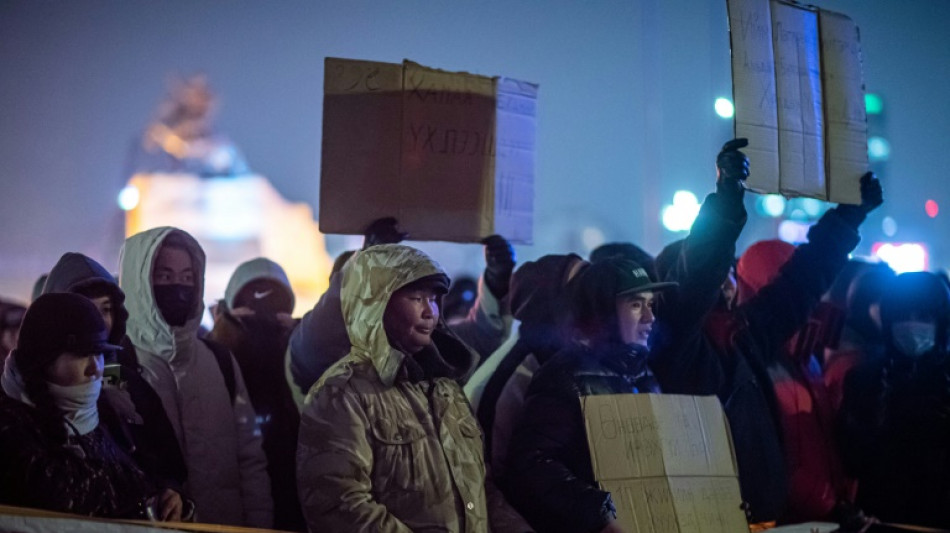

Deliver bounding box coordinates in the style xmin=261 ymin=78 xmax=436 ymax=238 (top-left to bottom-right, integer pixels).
xmin=154 ymin=284 xmax=194 ymax=327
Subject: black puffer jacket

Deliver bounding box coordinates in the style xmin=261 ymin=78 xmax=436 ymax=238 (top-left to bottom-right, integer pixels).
xmin=0 ymin=395 xmax=154 ymax=518
xmin=43 ymin=252 xmax=188 ymax=495
xmin=505 ymin=342 xmax=659 ymax=533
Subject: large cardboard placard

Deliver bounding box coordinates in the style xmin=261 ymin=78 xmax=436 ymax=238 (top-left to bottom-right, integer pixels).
xmin=320 ymin=58 xmax=536 ymax=243
xmin=582 ymin=394 xmax=747 ymax=533
xmin=728 ymin=0 xmax=866 ymax=203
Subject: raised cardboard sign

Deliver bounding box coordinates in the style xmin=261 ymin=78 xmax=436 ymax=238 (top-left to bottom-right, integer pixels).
xmin=582 ymin=394 xmax=747 ymax=533
xmin=727 ymin=0 xmax=867 ymax=203
xmin=320 ymin=58 xmax=536 ymax=244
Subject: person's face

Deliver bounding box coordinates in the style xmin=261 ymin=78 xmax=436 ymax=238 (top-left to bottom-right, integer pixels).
xmin=46 ymin=351 xmax=104 ymax=387
xmin=88 ymin=295 xmax=114 ymax=336
xmin=383 ymin=283 xmax=441 ymax=354
xmin=152 ymin=246 xmax=195 ymax=287
xmin=616 ymin=291 xmax=656 ymax=347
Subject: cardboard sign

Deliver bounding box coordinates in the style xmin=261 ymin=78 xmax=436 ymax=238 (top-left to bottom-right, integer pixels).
xmin=728 ymin=0 xmax=867 ymax=203
xmin=582 ymin=394 xmax=747 ymax=533
xmin=320 ymin=58 xmax=537 ymax=243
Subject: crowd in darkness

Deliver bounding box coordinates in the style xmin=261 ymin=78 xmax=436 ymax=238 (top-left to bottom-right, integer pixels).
xmin=2 ymin=138 xmax=950 ymax=533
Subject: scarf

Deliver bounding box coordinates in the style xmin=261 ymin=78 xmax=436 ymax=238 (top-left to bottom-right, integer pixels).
xmin=1 ymin=354 xmax=101 ymax=435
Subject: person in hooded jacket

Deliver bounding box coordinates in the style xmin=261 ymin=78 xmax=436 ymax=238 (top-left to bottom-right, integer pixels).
xmin=823 ymin=262 xmax=895 ymax=411
xmin=468 ymin=254 xmax=587 ymax=478
xmin=0 ymin=293 xmax=157 ymax=518
xmin=838 ymin=272 xmax=950 ymax=528
xmin=296 ymin=244 xmax=531 ymax=533
xmin=208 ymin=257 xmax=305 ymax=532
xmin=505 ymin=257 xmax=677 ymax=533
xmin=289 ymin=217 xmax=516 ymax=396
xmin=42 ymin=252 xmax=190 ymax=520
xmin=120 ymin=227 xmax=273 ymax=527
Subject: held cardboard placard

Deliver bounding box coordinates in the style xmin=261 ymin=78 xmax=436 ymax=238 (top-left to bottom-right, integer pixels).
xmin=727 ymin=0 xmax=867 ymax=203
xmin=581 ymin=394 xmax=747 ymax=533
xmin=320 ymin=57 xmax=536 ymax=244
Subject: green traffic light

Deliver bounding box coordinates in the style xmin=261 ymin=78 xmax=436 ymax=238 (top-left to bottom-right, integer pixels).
xmin=865 ymin=93 xmax=883 ymax=115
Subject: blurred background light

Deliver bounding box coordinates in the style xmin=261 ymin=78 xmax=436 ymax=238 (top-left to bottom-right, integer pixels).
xmin=868 ymin=136 xmax=891 ymax=161
xmin=881 ymin=216 xmax=898 ymax=237
xmin=714 ymin=97 xmax=735 ymax=119
xmin=117 ymin=185 xmax=140 ymax=211
xmin=925 ymin=199 xmax=939 ymax=218
xmin=661 ymin=190 xmax=700 ymax=232
xmin=872 ymin=242 xmax=928 ymax=273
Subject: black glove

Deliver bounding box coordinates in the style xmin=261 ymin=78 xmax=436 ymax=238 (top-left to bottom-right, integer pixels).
xmin=482 ymin=235 xmax=516 ymax=300
xmin=362 ymin=217 xmax=408 ymax=249
xmin=835 ymin=172 xmax=883 ymax=229
xmin=716 ymin=138 xmax=750 ymax=197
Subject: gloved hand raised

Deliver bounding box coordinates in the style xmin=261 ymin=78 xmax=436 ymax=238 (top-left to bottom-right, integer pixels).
xmin=856 ymin=171 xmax=883 ymax=214
xmin=362 ymin=217 xmax=409 ymax=249
xmin=482 ymin=235 xmax=516 ymax=300
xmin=835 ymin=172 xmax=884 ymax=228
xmin=716 ymin=138 xmax=750 ymax=197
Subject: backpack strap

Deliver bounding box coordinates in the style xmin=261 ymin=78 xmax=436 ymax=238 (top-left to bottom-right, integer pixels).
xmin=200 ymin=338 xmax=237 ymax=405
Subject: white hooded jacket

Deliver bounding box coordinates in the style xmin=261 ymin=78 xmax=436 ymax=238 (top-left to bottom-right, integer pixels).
xmin=119 ymin=227 xmax=273 ymax=527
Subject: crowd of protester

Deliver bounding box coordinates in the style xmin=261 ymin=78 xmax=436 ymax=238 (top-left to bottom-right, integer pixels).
xmin=2 ymin=137 xmax=949 ymax=533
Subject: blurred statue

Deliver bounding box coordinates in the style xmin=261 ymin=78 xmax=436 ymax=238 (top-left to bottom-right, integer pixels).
xmin=129 ymin=75 xmax=249 ymax=177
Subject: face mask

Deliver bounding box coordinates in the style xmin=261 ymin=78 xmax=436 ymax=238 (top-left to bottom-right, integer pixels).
xmin=153 ymin=284 xmax=195 ymax=327
xmin=891 ymin=320 xmax=936 ymax=358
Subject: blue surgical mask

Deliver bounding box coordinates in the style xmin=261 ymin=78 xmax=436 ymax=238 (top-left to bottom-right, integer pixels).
xmin=891 ymin=321 xmax=936 ymax=358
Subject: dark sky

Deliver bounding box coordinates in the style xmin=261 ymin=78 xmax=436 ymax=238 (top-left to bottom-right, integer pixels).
xmin=1 ymin=0 xmax=948 ymax=300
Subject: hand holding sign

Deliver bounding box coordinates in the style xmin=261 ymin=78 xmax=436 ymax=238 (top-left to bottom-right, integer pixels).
xmin=482 ymin=234 xmax=516 ymax=300
xmin=716 ymin=138 xmax=750 ymax=200
xmin=857 ymin=171 xmax=883 ymax=214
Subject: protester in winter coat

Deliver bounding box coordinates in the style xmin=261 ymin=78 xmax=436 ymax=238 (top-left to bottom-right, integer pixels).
xmin=297 ymin=244 xmax=531 ymax=533
xmin=120 ymin=227 xmax=273 ymax=527
xmin=469 ymin=254 xmax=587 ymax=477
xmin=670 ymin=171 xmax=881 ymax=524
xmin=505 ymin=257 xmax=676 ymax=533
xmin=208 ymin=257 xmax=304 ymax=532
xmin=648 ymin=138 xmax=789 ymax=524
xmin=0 ymin=293 xmax=157 ymax=518
xmin=43 ymin=252 xmax=190 ymax=519
xmin=289 ymin=219 xmax=516 ymax=396
xmin=838 ymin=272 xmax=950 ymax=528
xmin=823 ymin=262 xmax=895 ymax=410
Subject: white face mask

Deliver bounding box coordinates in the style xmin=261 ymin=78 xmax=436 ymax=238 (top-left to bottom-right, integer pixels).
xmin=891 ymin=321 xmax=937 ymax=358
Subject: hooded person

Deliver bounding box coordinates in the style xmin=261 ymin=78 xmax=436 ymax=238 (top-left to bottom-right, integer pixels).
xmin=504 ymin=257 xmax=677 ymax=533
xmin=823 ymin=262 xmax=896 ymax=410
xmin=43 ymin=252 xmax=190 ymax=520
xmin=296 ymin=244 xmax=531 ymax=533
xmin=289 ymin=219 xmax=515 ymax=397
xmin=467 ymin=253 xmax=587 ymax=478
xmin=208 ymin=257 xmax=304 ymax=532
xmin=0 ymin=293 xmax=158 ymax=518
xmin=838 ymin=271 xmax=950 ymax=528
xmin=119 ymin=227 xmax=273 ymax=527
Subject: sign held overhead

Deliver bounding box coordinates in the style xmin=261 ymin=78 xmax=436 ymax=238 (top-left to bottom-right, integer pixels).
xmin=320 ymin=58 xmax=537 ymax=244
xmin=727 ymin=0 xmax=867 ymax=204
